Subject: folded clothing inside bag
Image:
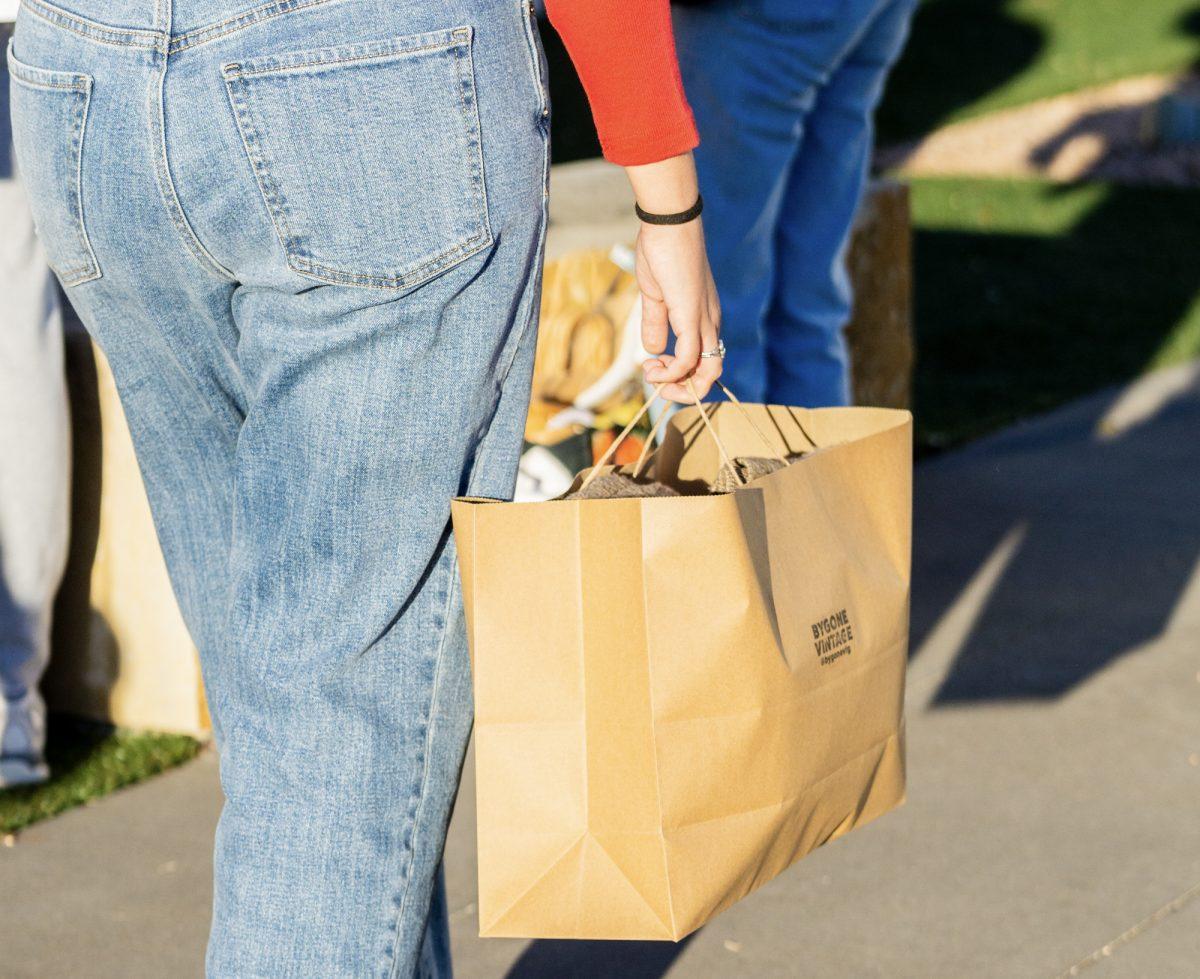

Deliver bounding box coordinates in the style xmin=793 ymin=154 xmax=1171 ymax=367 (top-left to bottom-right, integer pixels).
xmin=562 ymin=472 xmax=680 ymax=500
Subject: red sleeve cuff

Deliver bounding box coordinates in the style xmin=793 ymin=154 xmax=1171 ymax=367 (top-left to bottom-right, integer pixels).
xmin=546 ymin=0 xmax=700 ymax=167
xmin=599 ymin=123 xmax=700 ymax=168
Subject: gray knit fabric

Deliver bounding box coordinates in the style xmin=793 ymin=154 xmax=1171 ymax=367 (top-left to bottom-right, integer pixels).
xmin=564 ymin=472 xmax=681 ymax=501
xmin=712 ymin=455 xmax=800 ymax=493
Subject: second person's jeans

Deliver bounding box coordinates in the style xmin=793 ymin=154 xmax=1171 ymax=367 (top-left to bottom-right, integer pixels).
xmin=675 ymin=0 xmax=916 ymax=407
xmin=9 ymin=0 xmax=550 ymax=974
xmin=0 ymin=18 xmax=70 ymax=790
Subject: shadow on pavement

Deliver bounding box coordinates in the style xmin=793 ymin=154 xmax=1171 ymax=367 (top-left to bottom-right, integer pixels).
xmin=911 ymin=365 xmax=1200 ymax=702
xmin=879 ymin=0 xmax=1044 ymax=142
xmin=912 ymin=178 xmax=1200 ymax=450
xmin=505 ymin=934 xmax=693 ymax=979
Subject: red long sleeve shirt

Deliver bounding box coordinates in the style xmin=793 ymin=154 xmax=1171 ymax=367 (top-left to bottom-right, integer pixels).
xmin=545 ymin=0 xmax=700 ymax=166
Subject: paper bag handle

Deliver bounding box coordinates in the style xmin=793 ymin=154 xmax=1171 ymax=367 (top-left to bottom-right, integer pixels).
xmin=578 ymin=378 xmax=824 ymax=493
xmin=628 ymin=378 xmax=815 ymax=480
xmin=631 ymin=406 xmax=673 ymax=478
xmin=580 ymin=380 xmax=742 ymax=492
xmin=715 ymin=380 xmax=815 ymax=460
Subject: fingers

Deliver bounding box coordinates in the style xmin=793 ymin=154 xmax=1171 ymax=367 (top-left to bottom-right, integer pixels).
xmin=633 ymin=222 xmax=723 ymax=404
xmin=644 ymin=288 xmax=722 ymax=404
xmin=642 ymin=355 xmax=693 ymax=404
xmin=635 ymin=240 xmax=669 ymax=356
xmin=689 ymin=290 xmax=723 ymax=399
xmin=640 ymin=294 xmax=670 ymax=356
xmin=644 ymin=344 xmax=721 ymax=405
xmin=644 ymin=308 xmax=701 ymax=383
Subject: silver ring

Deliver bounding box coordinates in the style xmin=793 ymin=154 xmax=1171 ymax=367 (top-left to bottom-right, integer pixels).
xmin=700 ymin=339 xmax=725 ymax=360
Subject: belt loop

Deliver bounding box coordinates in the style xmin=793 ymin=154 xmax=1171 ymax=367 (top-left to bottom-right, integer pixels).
xmin=156 ymin=0 xmax=172 ymax=54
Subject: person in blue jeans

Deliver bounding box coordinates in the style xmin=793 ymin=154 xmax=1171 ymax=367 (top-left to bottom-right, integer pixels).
xmin=0 ymin=15 xmax=71 ymax=791
xmin=675 ymin=0 xmax=917 ymax=407
xmin=8 ymin=0 xmax=719 ymax=973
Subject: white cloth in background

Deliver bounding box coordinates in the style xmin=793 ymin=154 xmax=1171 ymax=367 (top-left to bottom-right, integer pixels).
xmin=0 ymin=6 xmax=18 ymax=26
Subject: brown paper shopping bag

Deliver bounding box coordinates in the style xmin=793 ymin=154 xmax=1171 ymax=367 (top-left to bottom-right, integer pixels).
xmin=451 ymin=393 xmax=912 ymax=941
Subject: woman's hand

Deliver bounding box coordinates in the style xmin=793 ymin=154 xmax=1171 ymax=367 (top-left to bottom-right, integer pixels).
xmin=625 ymin=153 xmax=722 ymax=404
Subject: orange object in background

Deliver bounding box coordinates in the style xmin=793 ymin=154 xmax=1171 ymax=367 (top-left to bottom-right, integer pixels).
xmin=590 ymin=428 xmax=647 ymax=467
xmin=526 ymin=250 xmax=641 ymax=445
xmin=49 ymin=334 xmax=208 ymax=737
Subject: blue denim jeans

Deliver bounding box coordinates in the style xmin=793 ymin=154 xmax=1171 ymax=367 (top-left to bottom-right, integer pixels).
xmin=675 ymin=0 xmax=915 ymax=407
xmin=8 ymin=1 xmax=549 ymax=974
xmin=0 ymin=19 xmax=71 ymax=790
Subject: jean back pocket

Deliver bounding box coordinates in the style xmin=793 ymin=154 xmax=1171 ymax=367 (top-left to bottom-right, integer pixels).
xmin=6 ymin=44 xmax=101 ymax=286
xmin=222 ymin=27 xmax=492 ymax=291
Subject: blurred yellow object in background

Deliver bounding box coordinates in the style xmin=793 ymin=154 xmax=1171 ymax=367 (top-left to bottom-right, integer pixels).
xmin=527 ymin=249 xmax=641 ymax=443
xmin=50 ymin=331 xmax=208 ymax=737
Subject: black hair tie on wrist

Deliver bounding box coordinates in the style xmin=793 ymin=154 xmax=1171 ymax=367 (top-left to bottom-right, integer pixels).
xmin=635 ymin=194 xmax=704 ymax=226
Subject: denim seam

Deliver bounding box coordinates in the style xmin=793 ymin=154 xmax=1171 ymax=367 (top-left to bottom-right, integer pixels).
xmin=456 ymin=29 xmax=493 ymax=267
xmin=221 ymin=71 xmax=304 ymax=278
xmin=62 ymin=75 xmax=101 ymax=284
xmin=516 ymin=0 xmax=549 ymax=120
xmin=494 ymin=2 xmax=552 ymax=388
xmin=10 ymin=57 xmax=102 ymax=284
xmin=168 ymin=0 xmax=340 ymax=54
xmin=222 ymin=30 xmax=469 ymax=76
xmin=221 ymin=28 xmax=492 ymax=291
xmin=384 ymin=553 xmax=461 ymax=979
xmin=4 ymin=71 xmax=87 ymax=92
xmin=289 ymin=233 xmax=492 ymax=290
xmin=5 ymin=43 xmax=91 ymax=90
xmin=149 ymin=56 xmax=237 ymax=281
xmin=494 ymin=178 xmax=548 ymax=398
xmin=19 ymin=0 xmax=160 ymax=49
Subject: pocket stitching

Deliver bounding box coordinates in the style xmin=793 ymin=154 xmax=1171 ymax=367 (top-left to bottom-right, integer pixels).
xmin=221 ymin=28 xmax=492 ymax=290
xmin=63 ymin=77 xmax=100 ymax=285
xmin=517 ymin=0 xmax=549 ymax=122
xmin=454 ymin=25 xmax=492 ymax=268
xmin=17 ymin=0 xmax=160 ymax=51
xmin=7 ymin=50 xmax=101 ymax=285
xmin=222 ymin=70 xmax=303 ymax=275
xmin=292 ymin=230 xmax=492 ymax=288
xmin=220 ymin=27 xmax=472 ymax=78
xmin=169 ymin=0 xmax=340 ymax=55
xmin=7 ymin=73 xmax=86 ymax=91
xmin=6 ymin=45 xmax=89 ymax=90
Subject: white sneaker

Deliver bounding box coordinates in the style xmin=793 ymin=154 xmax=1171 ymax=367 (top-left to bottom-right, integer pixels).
xmin=0 ymin=697 xmax=49 ymax=789
xmin=0 ymin=756 xmax=49 ymax=789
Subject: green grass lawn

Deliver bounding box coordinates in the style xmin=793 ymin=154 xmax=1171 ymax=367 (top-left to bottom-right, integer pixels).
xmin=911 ymin=176 xmax=1200 ymax=449
xmin=0 ymin=716 xmax=200 ymax=834
xmin=880 ymin=0 xmax=1200 ymax=141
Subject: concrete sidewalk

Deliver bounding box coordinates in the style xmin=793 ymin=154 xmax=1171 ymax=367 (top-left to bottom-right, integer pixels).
xmin=3 ymin=362 xmax=1199 ymax=978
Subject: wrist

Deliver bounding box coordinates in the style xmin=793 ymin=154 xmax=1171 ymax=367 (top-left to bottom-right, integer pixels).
xmin=635 ymin=195 xmax=703 ymax=226
xmin=624 ymin=152 xmax=700 ymax=214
